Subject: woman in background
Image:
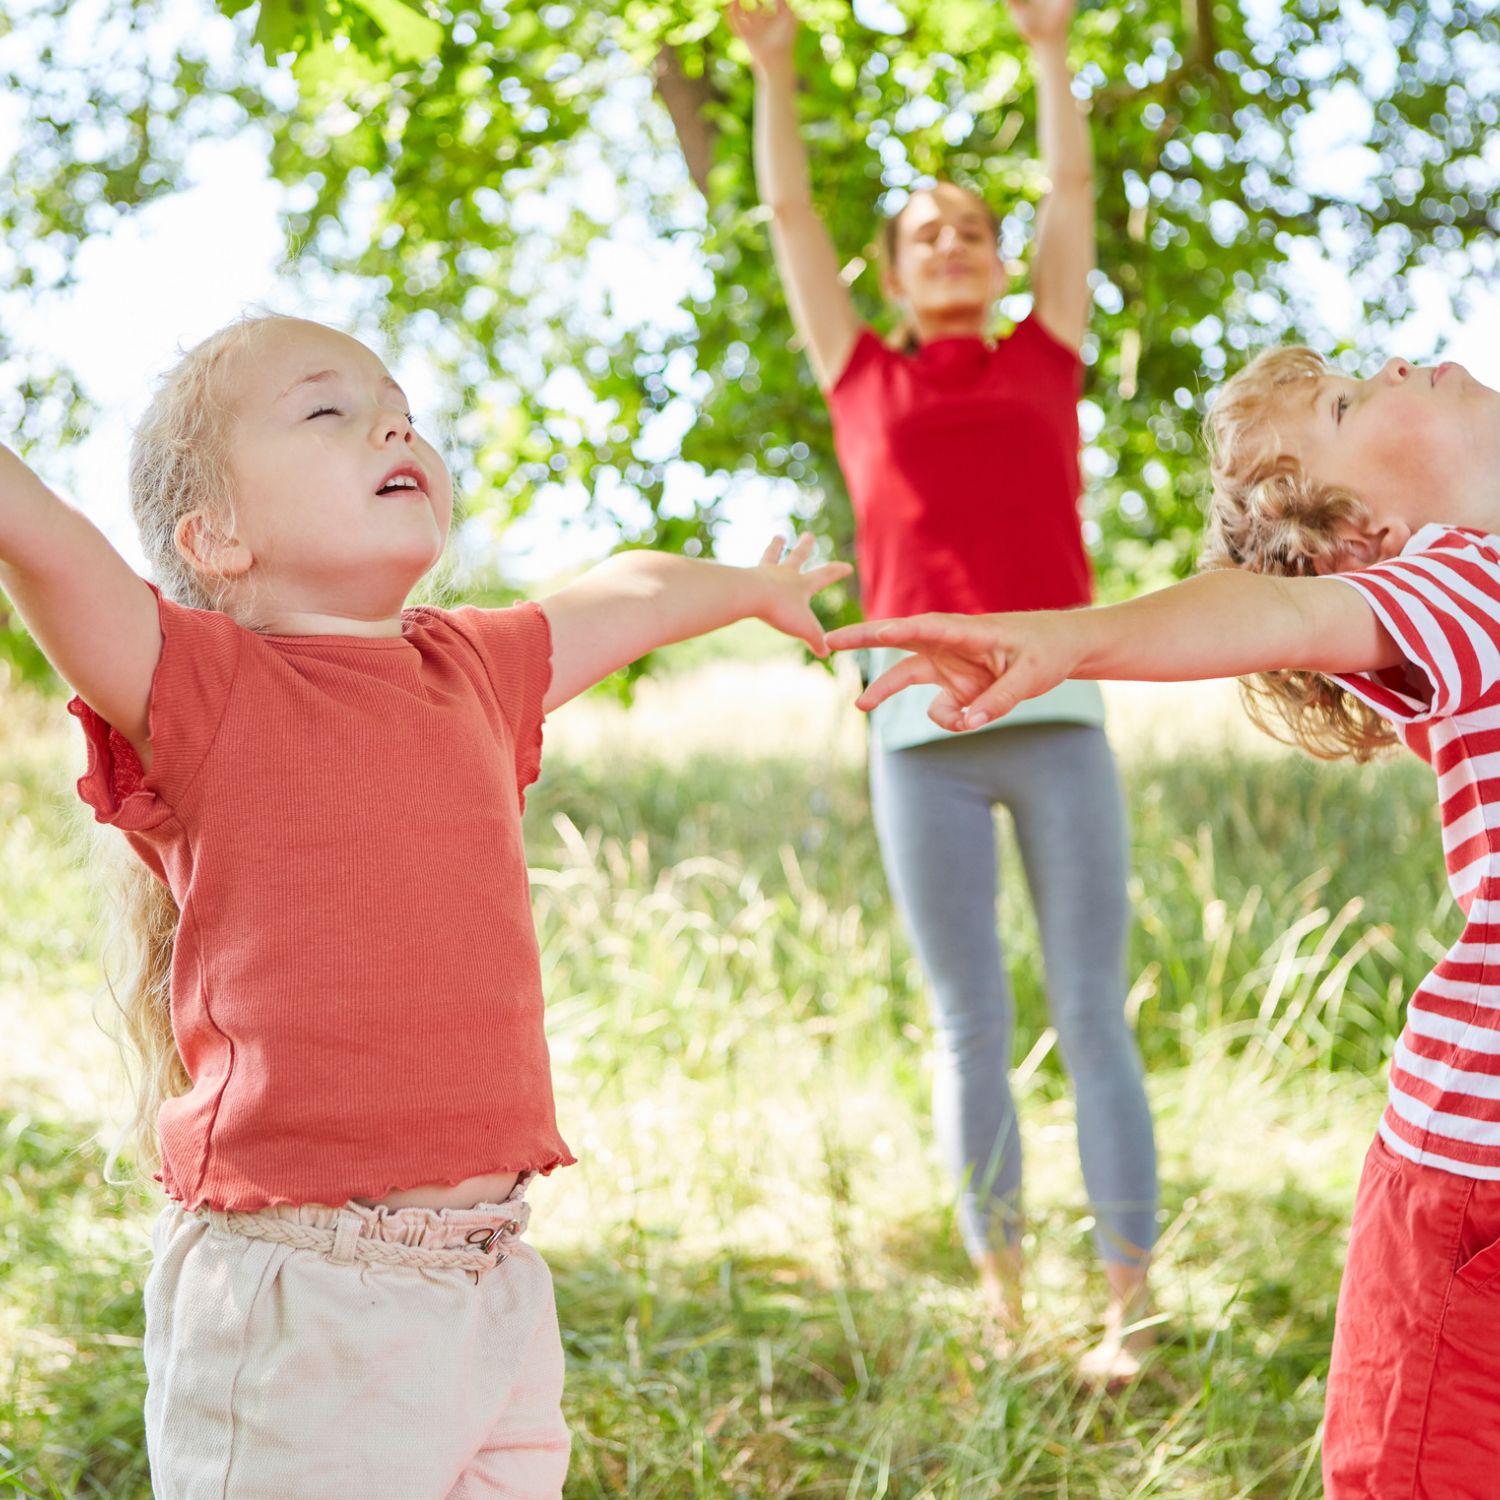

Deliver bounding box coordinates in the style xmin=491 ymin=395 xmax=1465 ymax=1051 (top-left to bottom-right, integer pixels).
xmin=727 ymin=0 xmax=1158 ymax=1378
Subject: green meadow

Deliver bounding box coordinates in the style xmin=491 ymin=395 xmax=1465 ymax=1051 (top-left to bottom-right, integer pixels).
xmin=0 ymin=646 xmax=1454 ymax=1499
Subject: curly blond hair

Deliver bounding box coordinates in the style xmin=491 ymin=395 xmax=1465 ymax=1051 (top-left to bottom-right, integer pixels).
xmin=1201 ymin=345 xmax=1397 ymax=763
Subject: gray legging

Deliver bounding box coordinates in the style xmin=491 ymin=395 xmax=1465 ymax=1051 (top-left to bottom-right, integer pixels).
xmin=869 ymin=721 xmax=1158 ymax=1264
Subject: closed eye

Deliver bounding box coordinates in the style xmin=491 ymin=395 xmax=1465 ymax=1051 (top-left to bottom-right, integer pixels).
xmin=308 ymin=405 xmax=342 ymax=419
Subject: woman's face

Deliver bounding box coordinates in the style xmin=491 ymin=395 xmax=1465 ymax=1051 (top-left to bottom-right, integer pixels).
xmin=884 ymin=185 xmax=1007 ymax=324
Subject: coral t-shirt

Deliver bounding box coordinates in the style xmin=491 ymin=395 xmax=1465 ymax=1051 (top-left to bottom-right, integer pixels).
xmin=72 ymin=590 xmax=575 ymax=1212
xmin=828 ymin=316 xmax=1091 ymax=620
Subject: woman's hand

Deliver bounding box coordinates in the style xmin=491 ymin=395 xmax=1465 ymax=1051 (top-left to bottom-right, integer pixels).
xmin=751 ymin=532 xmax=853 ymax=657
xmin=1008 ymin=0 xmax=1076 ymax=51
xmin=828 ymin=611 xmax=1081 ymax=729
xmin=726 ymin=0 xmax=798 ymax=71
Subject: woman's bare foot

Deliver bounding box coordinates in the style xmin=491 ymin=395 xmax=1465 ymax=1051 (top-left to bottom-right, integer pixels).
xmin=977 ymin=1246 xmax=1025 ymax=1357
xmin=1078 ymin=1259 xmax=1154 ymax=1384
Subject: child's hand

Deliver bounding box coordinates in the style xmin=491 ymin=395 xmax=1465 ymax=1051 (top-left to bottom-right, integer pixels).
xmin=726 ymin=0 xmax=799 ymax=70
xmin=827 ymin=610 xmax=1079 ymax=729
xmin=753 ymin=532 xmax=853 ymax=657
xmin=1007 ymin=0 xmax=1076 ymax=50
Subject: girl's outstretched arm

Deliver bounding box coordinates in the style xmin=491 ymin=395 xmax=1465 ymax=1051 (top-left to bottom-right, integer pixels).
xmin=726 ymin=0 xmax=863 ymax=390
xmin=539 ymin=533 xmax=852 ymax=711
xmin=1015 ymin=0 xmax=1095 ymax=353
xmin=0 ymin=445 xmax=159 ymax=759
xmin=828 ymin=570 xmax=1404 ymax=731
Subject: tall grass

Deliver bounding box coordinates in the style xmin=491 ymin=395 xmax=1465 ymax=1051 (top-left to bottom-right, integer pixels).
xmin=0 ymin=681 xmax=1446 ymax=1498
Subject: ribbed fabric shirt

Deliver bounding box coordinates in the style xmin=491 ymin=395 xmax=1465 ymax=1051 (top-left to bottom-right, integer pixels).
xmin=1336 ymin=524 xmax=1500 ymax=1179
xmin=827 ymin=315 xmax=1092 ymax=621
xmin=72 ymin=589 xmax=575 ymax=1211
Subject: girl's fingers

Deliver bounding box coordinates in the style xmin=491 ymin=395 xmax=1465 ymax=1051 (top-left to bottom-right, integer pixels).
xmin=785 ymin=531 xmax=817 ymax=565
xmin=803 ymin=560 xmax=853 ymax=591
xmin=780 ymin=603 xmax=829 ymax=656
xmin=759 ymin=535 xmax=788 ymax=565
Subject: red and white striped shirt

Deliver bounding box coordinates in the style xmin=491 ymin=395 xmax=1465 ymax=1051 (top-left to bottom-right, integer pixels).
xmin=1335 ymin=524 xmax=1500 ymax=1179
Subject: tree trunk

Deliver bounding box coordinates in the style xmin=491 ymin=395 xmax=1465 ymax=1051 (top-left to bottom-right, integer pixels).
xmin=653 ymin=45 xmax=717 ymax=197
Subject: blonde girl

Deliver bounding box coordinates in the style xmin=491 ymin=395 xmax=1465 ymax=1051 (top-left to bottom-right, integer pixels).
xmin=1 ymin=312 xmax=848 ymax=1499
xmin=832 ymin=347 xmax=1500 ymax=1497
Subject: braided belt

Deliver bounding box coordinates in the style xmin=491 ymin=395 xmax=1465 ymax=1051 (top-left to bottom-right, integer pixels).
xmin=204 ymin=1201 xmax=530 ymax=1273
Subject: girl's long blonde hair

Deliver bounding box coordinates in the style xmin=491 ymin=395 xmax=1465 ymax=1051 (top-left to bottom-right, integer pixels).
xmin=1200 ymin=345 xmax=1397 ymax=762
xmin=106 ymin=312 xmax=294 ymax=1179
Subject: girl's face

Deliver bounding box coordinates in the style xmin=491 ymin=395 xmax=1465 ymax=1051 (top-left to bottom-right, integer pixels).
xmin=1280 ymin=357 xmax=1500 ymax=569
xmin=203 ymin=320 xmax=454 ymax=622
xmin=884 ymin=185 xmax=1007 ymax=323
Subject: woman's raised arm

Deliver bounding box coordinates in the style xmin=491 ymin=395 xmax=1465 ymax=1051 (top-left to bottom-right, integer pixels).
xmin=0 ymin=446 xmax=160 ymax=760
xmin=727 ymin=0 xmax=863 ymax=391
xmin=1014 ymin=0 xmax=1094 ymax=353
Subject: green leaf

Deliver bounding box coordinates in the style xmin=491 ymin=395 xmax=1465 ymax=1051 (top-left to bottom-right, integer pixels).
xmin=250 ymin=0 xmax=337 ymax=57
xmin=347 ymin=0 xmax=443 ymax=59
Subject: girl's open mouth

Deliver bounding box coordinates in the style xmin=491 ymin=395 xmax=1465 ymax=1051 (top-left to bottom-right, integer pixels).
xmin=377 ymin=463 xmax=428 ymax=496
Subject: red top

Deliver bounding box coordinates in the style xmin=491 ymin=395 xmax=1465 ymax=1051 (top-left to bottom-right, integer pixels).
xmin=72 ymin=590 xmax=575 ymax=1212
xmin=828 ymin=316 xmax=1091 ymax=619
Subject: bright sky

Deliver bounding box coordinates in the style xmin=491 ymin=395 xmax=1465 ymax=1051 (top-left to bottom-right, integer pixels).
xmin=10 ymin=16 xmax=1500 ymax=588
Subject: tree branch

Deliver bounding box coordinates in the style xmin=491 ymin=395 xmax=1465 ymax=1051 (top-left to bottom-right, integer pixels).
xmin=653 ymin=45 xmax=717 ymax=197
xmin=1186 ymin=0 xmax=1217 ymax=70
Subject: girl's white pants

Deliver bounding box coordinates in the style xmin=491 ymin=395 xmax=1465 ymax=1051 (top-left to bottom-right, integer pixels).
xmin=143 ymin=1193 xmax=571 ymax=1499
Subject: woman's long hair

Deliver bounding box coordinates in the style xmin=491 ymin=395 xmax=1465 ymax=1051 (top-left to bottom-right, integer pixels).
xmin=1201 ymin=345 xmax=1397 ymax=763
xmin=106 ymin=313 xmax=295 ymax=1178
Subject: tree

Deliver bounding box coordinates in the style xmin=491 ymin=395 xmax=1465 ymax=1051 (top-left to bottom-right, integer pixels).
xmin=0 ymin=0 xmax=1497 ymax=686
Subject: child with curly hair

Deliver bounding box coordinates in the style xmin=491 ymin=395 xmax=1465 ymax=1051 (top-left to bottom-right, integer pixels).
xmin=832 ymin=347 xmax=1500 ymax=1497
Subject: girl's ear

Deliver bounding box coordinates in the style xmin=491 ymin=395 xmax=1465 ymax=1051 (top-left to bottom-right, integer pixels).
xmin=175 ymin=510 xmax=252 ymax=580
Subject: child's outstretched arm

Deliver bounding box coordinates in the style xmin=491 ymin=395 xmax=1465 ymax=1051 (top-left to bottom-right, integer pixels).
xmin=540 ymin=533 xmax=851 ymax=711
xmin=725 ymin=0 xmax=863 ymax=391
xmin=0 ymin=444 xmax=159 ymax=759
xmin=828 ymin=569 xmax=1404 ymax=731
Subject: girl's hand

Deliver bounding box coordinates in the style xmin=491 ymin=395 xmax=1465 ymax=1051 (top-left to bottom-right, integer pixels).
xmin=1008 ymin=0 xmax=1076 ymax=50
xmin=753 ymin=532 xmax=853 ymax=657
xmin=827 ymin=610 xmax=1080 ymax=729
xmin=726 ymin=0 xmax=798 ymax=70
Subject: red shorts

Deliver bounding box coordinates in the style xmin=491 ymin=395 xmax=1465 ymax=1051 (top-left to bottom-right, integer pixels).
xmin=1324 ymin=1132 xmax=1500 ymax=1499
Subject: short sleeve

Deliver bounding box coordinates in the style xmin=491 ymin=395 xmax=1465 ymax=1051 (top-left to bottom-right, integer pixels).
xmin=441 ymin=602 xmax=553 ymax=802
xmin=1331 ymin=527 xmax=1500 ymax=724
xmin=71 ymin=588 xmax=243 ymax=829
xmin=1008 ymin=313 xmax=1085 ymax=384
xmin=829 ymin=327 xmax=891 ymax=405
